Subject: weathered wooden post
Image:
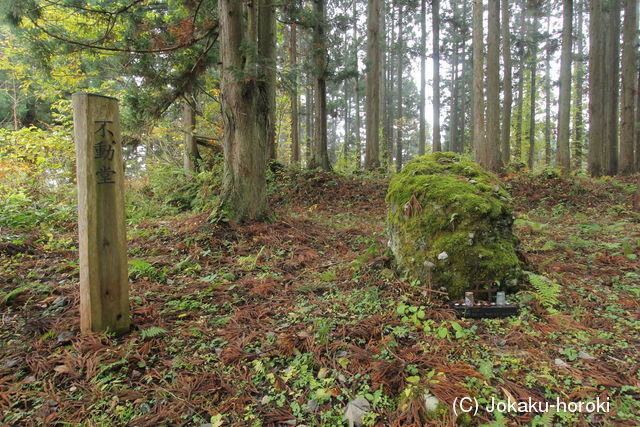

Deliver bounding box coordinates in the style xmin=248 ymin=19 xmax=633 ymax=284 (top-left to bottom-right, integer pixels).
xmin=73 ymin=93 xmax=130 ymax=335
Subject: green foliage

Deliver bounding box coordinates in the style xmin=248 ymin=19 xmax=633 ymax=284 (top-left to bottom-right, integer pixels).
xmin=140 ymin=327 xmax=168 ymax=339
xmin=0 ymin=125 xmax=76 ymax=229
xmin=128 ymin=259 xmax=159 ymax=280
xmin=126 ymin=154 xmax=223 ymax=223
xmin=525 ymin=272 xmax=561 ymax=314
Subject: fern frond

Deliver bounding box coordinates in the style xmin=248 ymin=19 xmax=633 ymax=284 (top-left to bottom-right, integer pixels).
xmin=525 ymin=272 xmax=561 ymax=313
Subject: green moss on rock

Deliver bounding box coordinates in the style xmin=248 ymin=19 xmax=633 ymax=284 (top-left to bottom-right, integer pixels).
xmin=386 ymin=152 xmax=521 ymax=299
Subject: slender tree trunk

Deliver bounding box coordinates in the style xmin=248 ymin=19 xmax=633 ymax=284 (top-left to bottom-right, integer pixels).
xmin=220 ymin=0 xmax=273 ymax=221
xmin=384 ymin=4 xmax=395 ymax=165
xmin=352 ymin=0 xmax=362 ymax=168
xmin=395 ymin=3 xmax=404 ymax=172
xmin=458 ymin=48 xmax=469 ymax=153
xmin=544 ymin=8 xmax=552 ymax=167
xmin=365 ymin=0 xmax=381 ymax=169
xmin=589 ymin=0 xmax=606 ymax=177
xmin=573 ymin=0 xmax=585 ymax=170
xmin=290 ymin=24 xmax=300 ymax=164
xmin=544 ymin=45 xmax=551 ymax=166
xmin=308 ymin=0 xmax=331 ymax=171
xmin=353 ymin=86 xmax=362 ymax=166
xmin=619 ymin=0 xmax=637 ymax=174
xmin=449 ymin=40 xmax=459 ymax=153
xmin=472 ymin=0 xmax=486 ymax=165
xmin=500 ymin=0 xmax=512 ymax=165
xmin=636 ymin=69 xmax=640 ymax=172
xmin=264 ymin=2 xmax=276 ymax=162
xmin=527 ymin=15 xmax=538 ymax=170
xmin=419 ymin=0 xmax=427 ymax=155
xmin=183 ymin=96 xmax=199 ymax=172
xmin=432 ymin=0 xmax=441 ymax=152
xmin=514 ymin=10 xmax=526 ymax=162
xmin=603 ymin=0 xmax=621 ymax=175
xmin=379 ymin=0 xmax=386 ymax=162
xmin=486 ymin=0 xmax=502 ymax=171
xmin=343 ymin=82 xmax=351 ymax=161
xmin=305 ymin=85 xmax=313 ymax=165
xmin=557 ymin=0 xmax=573 ymax=173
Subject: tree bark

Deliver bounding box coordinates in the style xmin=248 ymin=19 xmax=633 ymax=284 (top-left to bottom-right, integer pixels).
xmin=432 ymin=0 xmax=441 ymax=152
xmin=365 ymin=0 xmax=381 ymax=169
xmin=183 ymin=96 xmax=199 ymax=172
xmin=603 ymin=0 xmax=621 ymax=175
xmin=305 ymin=84 xmax=313 ymax=165
xmin=308 ymin=0 xmax=331 ymax=171
xmin=449 ymin=38 xmax=460 ymax=153
xmin=352 ymin=0 xmax=362 ymax=169
xmin=264 ymin=2 xmax=276 ymax=162
xmin=527 ymin=14 xmax=538 ymax=170
xmin=486 ymin=0 xmax=502 ymax=172
xmin=619 ymin=0 xmax=637 ymax=175
xmin=573 ymin=0 xmax=585 ymax=170
xmin=290 ymin=24 xmax=300 ymax=164
xmin=500 ymin=0 xmax=512 ymax=165
xmin=220 ymin=0 xmax=273 ymax=221
xmin=588 ymin=0 xmax=605 ymax=177
xmin=556 ymin=0 xmax=573 ymax=173
xmin=395 ymin=3 xmax=404 ymax=172
xmin=543 ymin=7 xmax=552 ymax=167
xmin=418 ymin=0 xmax=426 ymax=155
xmin=636 ymin=69 xmax=640 ymax=171
xmin=514 ymin=8 xmax=525 ymax=162
xmin=472 ymin=0 xmax=487 ymax=166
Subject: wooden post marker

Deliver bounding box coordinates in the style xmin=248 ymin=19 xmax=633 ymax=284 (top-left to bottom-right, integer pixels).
xmin=73 ymin=93 xmax=130 ymax=335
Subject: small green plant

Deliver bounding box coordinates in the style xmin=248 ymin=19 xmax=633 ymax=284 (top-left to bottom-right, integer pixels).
xmin=140 ymin=327 xmax=168 ymax=339
xmin=525 ymin=272 xmax=561 ymax=314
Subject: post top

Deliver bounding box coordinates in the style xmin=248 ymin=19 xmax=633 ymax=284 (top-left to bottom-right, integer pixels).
xmin=72 ymin=92 xmax=119 ymax=101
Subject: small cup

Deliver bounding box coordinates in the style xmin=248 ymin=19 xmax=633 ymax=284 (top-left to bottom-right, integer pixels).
xmin=464 ymin=292 xmax=474 ymax=306
xmin=496 ymin=292 xmax=506 ymax=306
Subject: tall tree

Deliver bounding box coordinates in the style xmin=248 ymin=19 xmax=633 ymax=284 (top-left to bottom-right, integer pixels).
xmin=352 ymin=0 xmax=362 ymax=169
xmin=486 ymin=0 xmax=503 ymax=171
xmin=527 ymin=11 xmax=538 ymax=170
xmin=514 ymin=6 xmax=526 ymax=162
xmin=395 ymin=3 xmax=404 ymax=171
xmin=365 ymin=0 xmax=381 ymax=169
xmin=432 ymin=0 xmax=442 ymax=152
xmin=183 ymin=95 xmax=199 ymax=172
xmin=603 ymin=0 xmax=621 ymax=175
xmin=500 ymin=0 xmax=513 ymax=165
xmin=619 ymin=0 xmax=637 ymax=174
xmin=572 ymin=0 xmax=585 ymax=169
xmin=472 ymin=0 xmax=486 ymax=163
xmin=636 ymin=69 xmax=640 ymax=171
xmin=308 ymin=0 xmax=331 ymax=171
xmin=588 ymin=0 xmax=605 ymax=177
xmin=543 ymin=8 xmax=552 ymax=166
xmin=418 ymin=0 xmax=427 ymax=156
xmin=556 ymin=0 xmax=573 ymax=173
xmin=290 ymin=24 xmax=300 ymax=164
xmin=219 ymin=0 xmax=275 ymax=221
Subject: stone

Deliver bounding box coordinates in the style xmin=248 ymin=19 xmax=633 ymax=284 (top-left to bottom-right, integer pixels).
xmin=554 ymin=358 xmax=569 ymax=367
xmin=578 ymin=351 xmax=596 ymax=360
xmin=344 ymin=396 xmax=370 ymax=427
xmin=386 ymin=153 xmax=522 ymax=299
xmin=424 ymin=393 xmax=440 ymax=412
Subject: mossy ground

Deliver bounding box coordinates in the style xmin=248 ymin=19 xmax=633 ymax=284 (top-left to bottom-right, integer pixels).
xmin=0 ymin=168 xmax=639 ymax=425
xmin=387 ymin=153 xmax=521 ymax=298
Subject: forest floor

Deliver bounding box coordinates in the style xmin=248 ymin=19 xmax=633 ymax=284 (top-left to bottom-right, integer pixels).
xmin=1 ymin=169 xmax=639 ymax=426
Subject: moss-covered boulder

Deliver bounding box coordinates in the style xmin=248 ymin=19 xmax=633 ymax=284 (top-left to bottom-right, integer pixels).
xmin=386 ymin=152 xmax=521 ymax=299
